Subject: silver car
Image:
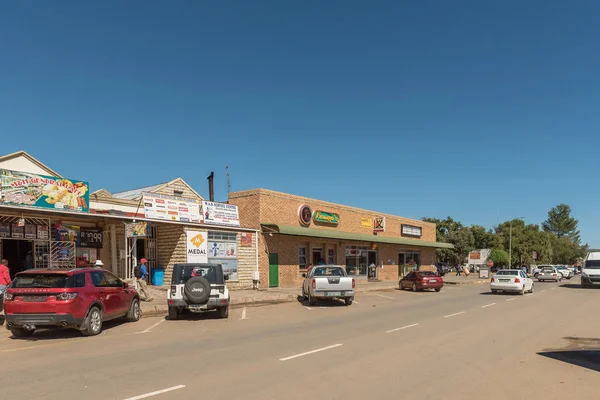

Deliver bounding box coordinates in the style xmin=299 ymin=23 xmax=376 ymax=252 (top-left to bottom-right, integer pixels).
xmin=537 ymin=267 xmax=562 ymax=282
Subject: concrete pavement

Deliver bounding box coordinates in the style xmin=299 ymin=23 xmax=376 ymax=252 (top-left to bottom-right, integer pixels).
xmin=1 ymin=281 xmax=599 ymax=399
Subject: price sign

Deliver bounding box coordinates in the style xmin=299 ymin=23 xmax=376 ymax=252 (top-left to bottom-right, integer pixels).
xmin=79 ymin=228 xmax=103 ymax=248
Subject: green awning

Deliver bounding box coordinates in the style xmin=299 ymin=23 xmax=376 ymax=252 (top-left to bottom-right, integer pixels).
xmin=261 ymin=224 xmax=454 ymax=249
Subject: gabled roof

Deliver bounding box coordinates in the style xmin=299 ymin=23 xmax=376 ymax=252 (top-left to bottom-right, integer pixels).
xmin=90 ymin=189 xmax=113 ymax=198
xmin=0 ymin=151 xmax=61 ymax=177
xmin=111 ymin=178 xmax=204 ymax=201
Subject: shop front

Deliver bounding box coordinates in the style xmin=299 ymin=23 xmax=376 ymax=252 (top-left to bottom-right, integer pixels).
xmin=229 ymin=189 xmax=453 ymax=288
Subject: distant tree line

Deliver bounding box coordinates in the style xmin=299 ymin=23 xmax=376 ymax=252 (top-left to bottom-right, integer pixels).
xmin=423 ymin=204 xmax=587 ymax=267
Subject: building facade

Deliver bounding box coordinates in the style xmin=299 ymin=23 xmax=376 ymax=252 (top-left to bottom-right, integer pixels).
xmin=229 ymin=189 xmax=453 ymax=288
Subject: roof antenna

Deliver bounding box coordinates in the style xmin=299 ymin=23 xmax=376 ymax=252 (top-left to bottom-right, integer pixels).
xmin=226 ymin=165 xmax=231 ymax=197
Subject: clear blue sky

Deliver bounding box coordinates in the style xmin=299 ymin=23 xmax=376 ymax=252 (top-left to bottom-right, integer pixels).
xmin=1 ymin=1 xmax=599 ymax=246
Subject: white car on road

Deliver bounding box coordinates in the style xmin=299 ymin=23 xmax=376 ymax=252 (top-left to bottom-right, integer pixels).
xmin=537 ymin=266 xmax=563 ymax=282
xmin=555 ymin=266 xmax=574 ymax=280
xmin=490 ymin=269 xmax=534 ymax=295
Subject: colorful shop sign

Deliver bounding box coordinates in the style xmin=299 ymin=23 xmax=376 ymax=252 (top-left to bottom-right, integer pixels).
xmin=361 ymin=218 xmax=372 ymax=228
xmin=313 ymin=210 xmax=340 ymax=225
xmin=143 ymin=192 xmax=202 ymax=223
xmin=373 ymin=217 xmax=386 ymax=233
xmin=0 ymin=168 xmax=89 ymax=212
xmin=125 ymin=222 xmax=148 ymax=238
xmin=203 ymin=201 xmax=240 ymax=227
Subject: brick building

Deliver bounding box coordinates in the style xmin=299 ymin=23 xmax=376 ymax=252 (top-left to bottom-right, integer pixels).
xmin=229 ymin=189 xmax=453 ymax=288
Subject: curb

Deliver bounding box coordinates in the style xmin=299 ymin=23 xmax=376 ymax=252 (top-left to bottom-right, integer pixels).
xmin=443 ymin=280 xmax=488 ymax=285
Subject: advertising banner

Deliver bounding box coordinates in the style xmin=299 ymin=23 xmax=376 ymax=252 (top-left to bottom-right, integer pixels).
xmin=202 ymin=201 xmax=240 ymax=227
xmin=55 ymin=224 xmax=80 ymax=243
xmin=24 ymin=224 xmax=37 ymax=239
xmin=0 ymin=222 xmax=10 ymax=238
xmin=0 ymin=168 xmax=89 ymax=212
xmin=208 ymin=241 xmax=237 ymax=259
xmin=373 ymin=217 xmax=386 ymax=232
xmin=80 ymin=228 xmax=103 ymax=248
xmin=186 ymin=230 xmax=208 ymax=263
xmin=143 ymin=192 xmax=202 ymax=223
xmin=241 ymin=232 xmax=253 ymax=247
xmin=125 ymin=222 xmax=147 ymax=238
xmin=361 ymin=218 xmax=372 ymax=228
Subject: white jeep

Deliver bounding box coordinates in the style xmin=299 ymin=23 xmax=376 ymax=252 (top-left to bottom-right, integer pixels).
xmin=167 ymin=263 xmax=230 ymax=320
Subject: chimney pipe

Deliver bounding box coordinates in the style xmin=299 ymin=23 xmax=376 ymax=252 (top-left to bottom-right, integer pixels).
xmin=207 ymin=172 xmax=215 ymax=202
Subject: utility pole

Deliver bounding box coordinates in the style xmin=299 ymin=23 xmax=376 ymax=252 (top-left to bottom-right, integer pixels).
xmin=226 ymin=166 xmax=231 ymax=197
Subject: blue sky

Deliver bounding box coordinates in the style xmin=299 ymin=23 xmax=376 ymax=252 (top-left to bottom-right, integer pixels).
xmin=1 ymin=1 xmax=599 ymax=246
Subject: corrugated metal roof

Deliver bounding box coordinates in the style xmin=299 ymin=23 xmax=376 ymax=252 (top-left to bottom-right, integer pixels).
xmin=112 ymin=183 xmax=166 ymax=200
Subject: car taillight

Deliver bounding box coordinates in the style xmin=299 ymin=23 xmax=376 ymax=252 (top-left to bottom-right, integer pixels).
xmin=514 ymin=278 xmax=520 ymax=283
xmin=491 ymin=277 xmax=495 ymax=283
xmin=552 ymin=274 xmax=557 ymax=276
xmin=170 ymin=285 xmax=176 ymax=296
xmin=56 ymin=293 xmax=78 ymax=301
xmin=312 ymin=279 xmax=316 ymax=289
xmin=4 ymin=293 xmax=13 ymax=301
xmin=352 ymin=278 xmax=355 ymax=289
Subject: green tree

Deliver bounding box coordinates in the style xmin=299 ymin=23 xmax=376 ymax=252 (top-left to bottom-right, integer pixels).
xmin=422 ymin=217 xmax=474 ymax=265
xmin=470 ymin=225 xmax=494 ymax=249
xmin=489 ymin=249 xmax=509 ymax=267
xmin=542 ymin=204 xmax=581 ymax=243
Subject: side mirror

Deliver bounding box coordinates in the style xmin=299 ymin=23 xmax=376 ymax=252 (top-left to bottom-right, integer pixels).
xmin=302 ymin=273 xmax=306 ymax=278
xmin=224 ymin=275 xmax=229 ymax=281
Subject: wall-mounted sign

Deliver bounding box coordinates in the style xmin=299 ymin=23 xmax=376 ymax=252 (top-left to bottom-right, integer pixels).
xmin=373 ymin=217 xmax=386 ymax=232
xmin=0 ymin=168 xmax=89 ymax=212
xmin=11 ymin=223 xmax=24 ymax=239
xmin=24 ymin=224 xmax=37 ymax=239
xmin=298 ymin=204 xmax=312 ymax=226
xmin=469 ymin=251 xmax=481 ymax=260
xmin=186 ymin=230 xmax=208 ymax=263
xmin=361 ymin=218 xmax=372 ymax=228
xmin=401 ymin=224 xmax=422 ymax=237
xmin=0 ymin=222 xmax=10 ymax=238
xmin=241 ymin=232 xmax=253 ymax=247
xmin=313 ymin=210 xmax=340 ymax=225
xmin=80 ymin=228 xmax=103 ymax=248
xmin=125 ymin=222 xmax=148 ymax=238
xmin=203 ymin=201 xmax=240 ymax=227
xmin=37 ymin=225 xmax=49 ymax=240
xmin=143 ymin=192 xmax=202 ymax=223
xmin=55 ymin=224 xmax=80 ymax=243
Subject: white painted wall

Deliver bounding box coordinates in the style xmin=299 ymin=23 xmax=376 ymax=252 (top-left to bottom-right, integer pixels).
xmin=0 ymin=156 xmax=57 ymax=176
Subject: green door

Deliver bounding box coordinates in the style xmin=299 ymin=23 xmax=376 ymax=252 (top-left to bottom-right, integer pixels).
xmin=269 ymin=253 xmax=279 ymax=287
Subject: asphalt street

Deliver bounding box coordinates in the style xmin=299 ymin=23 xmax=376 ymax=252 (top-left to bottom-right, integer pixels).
xmin=1 ymin=280 xmax=599 ymax=400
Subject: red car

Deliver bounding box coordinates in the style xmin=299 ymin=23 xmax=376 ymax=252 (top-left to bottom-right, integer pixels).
xmin=399 ymin=271 xmax=444 ymax=292
xmin=4 ymin=268 xmax=141 ymax=337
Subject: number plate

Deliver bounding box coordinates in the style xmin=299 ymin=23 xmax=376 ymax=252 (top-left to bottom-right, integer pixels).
xmin=429 ymin=279 xmax=437 ymax=283
xmin=499 ymin=279 xmax=510 ymax=283
xmin=326 ymin=292 xmax=341 ymax=297
xmin=23 ymin=295 xmax=47 ymax=302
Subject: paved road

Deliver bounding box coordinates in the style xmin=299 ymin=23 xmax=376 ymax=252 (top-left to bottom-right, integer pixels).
xmin=1 ymin=281 xmax=599 ymax=400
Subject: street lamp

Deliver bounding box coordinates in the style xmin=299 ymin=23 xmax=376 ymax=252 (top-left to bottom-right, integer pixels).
xmin=509 ymin=217 xmax=526 ymax=268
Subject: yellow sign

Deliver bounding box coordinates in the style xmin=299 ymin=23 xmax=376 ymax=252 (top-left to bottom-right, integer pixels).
xmin=190 ymin=233 xmax=205 ymax=247
xmin=361 ymin=218 xmax=372 ymax=228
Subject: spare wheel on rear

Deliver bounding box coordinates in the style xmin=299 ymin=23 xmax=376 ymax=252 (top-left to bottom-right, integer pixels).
xmin=184 ymin=276 xmax=211 ymax=303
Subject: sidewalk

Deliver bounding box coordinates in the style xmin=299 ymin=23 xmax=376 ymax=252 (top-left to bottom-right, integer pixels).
xmin=138 ymin=280 xmax=399 ymax=318
xmin=442 ymin=273 xmax=489 ymax=285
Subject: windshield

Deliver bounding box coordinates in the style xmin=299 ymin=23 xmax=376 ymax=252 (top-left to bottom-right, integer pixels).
xmin=12 ymin=274 xmax=74 ymax=288
xmin=496 ymin=270 xmax=519 ymax=276
xmin=418 ymin=271 xmax=438 ymax=277
xmin=172 ymin=264 xmax=224 ymax=285
xmin=313 ymin=267 xmax=346 ymax=277
xmin=542 ymin=268 xmax=555 ymax=273
xmin=585 ymin=260 xmax=600 ymax=270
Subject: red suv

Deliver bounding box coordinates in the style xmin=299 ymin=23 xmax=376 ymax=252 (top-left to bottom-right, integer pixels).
xmin=4 ymin=268 xmax=141 ymax=337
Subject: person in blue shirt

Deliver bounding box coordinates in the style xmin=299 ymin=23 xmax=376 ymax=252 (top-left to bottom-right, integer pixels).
xmin=137 ymin=258 xmax=153 ymax=302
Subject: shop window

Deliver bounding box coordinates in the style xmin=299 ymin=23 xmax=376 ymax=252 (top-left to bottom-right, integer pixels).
xmin=208 ymin=232 xmax=237 ymax=242
xmin=345 ymin=246 xmax=368 ymax=276
xmin=299 ymin=246 xmax=307 ymax=270
xmin=208 ymin=231 xmax=238 ymax=281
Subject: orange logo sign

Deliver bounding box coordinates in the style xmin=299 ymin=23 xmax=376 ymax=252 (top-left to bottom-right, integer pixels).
xmin=190 ymin=233 xmax=205 ymax=248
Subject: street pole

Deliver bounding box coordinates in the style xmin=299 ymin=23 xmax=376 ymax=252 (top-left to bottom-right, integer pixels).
xmin=509 ymin=222 xmax=512 ymax=268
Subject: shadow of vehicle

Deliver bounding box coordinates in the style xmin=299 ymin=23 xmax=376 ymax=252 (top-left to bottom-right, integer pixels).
xmin=538 ymin=337 xmax=600 ymax=372
xmin=172 ymin=309 xmax=225 ymax=321
xmin=7 ymin=319 xmax=129 ymax=341
xmin=295 ymin=295 xmax=348 ymax=307
xmin=559 ymin=283 xmax=588 ymax=289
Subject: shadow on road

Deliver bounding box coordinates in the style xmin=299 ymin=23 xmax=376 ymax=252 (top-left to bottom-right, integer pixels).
xmin=559 ymin=283 xmax=596 ymax=289
xmin=295 ymin=295 xmax=348 ymax=308
xmin=539 ymin=337 xmax=600 ymax=372
xmin=6 ymin=319 xmax=128 ymax=341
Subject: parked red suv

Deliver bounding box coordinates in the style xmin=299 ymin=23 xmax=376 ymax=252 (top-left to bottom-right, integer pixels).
xmin=4 ymin=268 xmax=141 ymax=337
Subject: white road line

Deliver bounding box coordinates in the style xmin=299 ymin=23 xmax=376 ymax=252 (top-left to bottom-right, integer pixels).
xmin=386 ymin=323 xmax=419 ymax=333
xmin=135 ymin=318 xmax=166 ymax=334
xmin=481 ymin=303 xmax=496 ymax=308
xmin=123 ymin=385 xmax=185 ymax=400
xmin=373 ymin=294 xmax=395 ymax=300
xmin=353 ymin=300 xmax=359 ymax=304
xmin=444 ymin=311 xmax=466 ymax=318
xmin=279 ymin=344 xmax=343 ymax=361
xmin=506 ymin=297 xmax=517 ymax=302
xmin=241 ymin=307 xmax=248 ymax=320
xmin=304 ymin=306 xmax=312 ymax=311
xmin=540 ymin=290 xmax=546 ymax=293
xmin=551 ymin=287 xmax=556 ymax=290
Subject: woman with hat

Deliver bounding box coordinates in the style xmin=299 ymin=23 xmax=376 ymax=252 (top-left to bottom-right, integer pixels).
xmin=94 ymin=260 xmax=104 ymax=269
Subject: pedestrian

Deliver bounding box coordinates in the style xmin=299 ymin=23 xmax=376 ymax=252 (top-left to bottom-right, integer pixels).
xmin=455 ymin=264 xmax=462 ymax=276
xmin=134 ymin=258 xmax=153 ymax=302
xmin=0 ymin=259 xmax=11 ymax=295
xmin=25 ymin=251 xmax=33 ymax=270
xmin=94 ymin=260 xmax=104 ymax=269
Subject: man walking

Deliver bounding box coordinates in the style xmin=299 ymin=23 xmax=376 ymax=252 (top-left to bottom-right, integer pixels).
xmin=0 ymin=259 xmax=11 ymax=294
xmin=135 ymin=258 xmax=153 ymax=302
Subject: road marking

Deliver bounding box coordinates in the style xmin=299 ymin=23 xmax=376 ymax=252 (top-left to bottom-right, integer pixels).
xmin=373 ymin=294 xmax=395 ymax=300
xmin=540 ymin=290 xmax=546 ymax=293
xmin=353 ymin=300 xmax=359 ymax=304
xmin=136 ymin=318 xmax=166 ymax=334
xmin=481 ymin=303 xmax=496 ymax=308
xmin=241 ymin=307 xmax=248 ymax=320
xmin=0 ymin=342 xmax=67 ymax=353
xmin=506 ymin=297 xmax=517 ymax=302
xmin=551 ymin=287 xmax=556 ymax=290
xmin=386 ymin=323 xmax=419 ymax=333
xmin=123 ymin=385 xmax=186 ymax=400
xmin=304 ymin=306 xmax=312 ymax=311
xmin=279 ymin=344 xmax=343 ymax=361
xmin=444 ymin=311 xmax=466 ymax=318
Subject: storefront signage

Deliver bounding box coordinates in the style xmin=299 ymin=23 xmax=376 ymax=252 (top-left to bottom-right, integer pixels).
xmin=0 ymin=168 xmax=89 ymax=213
xmin=24 ymin=224 xmax=37 ymax=239
xmin=0 ymin=222 xmax=10 ymax=238
xmin=469 ymin=251 xmax=481 ymax=260
xmin=202 ymin=201 xmax=240 ymax=227
xmin=11 ymin=223 xmax=24 ymax=238
xmin=361 ymin=218 xmax=372 ymax=228
xmin=37 ymin=225 xmax=49 ymax=240
xmin=241 ymin=232 xmax=253 ymax=247
xmin=401 ymin=224 xmax=422 ymax=237
xmin=143 ymin=192 xmax=202 ymax=223
xmin=186 ymin=230 xmax=208 ymax=263
xmin=313 ymin=210 xmax=340 ymax=225
xmin=125 ymin=222 xmax=147 ymax=238
xmin=298 ymin=204 xmax=312 ymax=226
xmin=80 ymin=228 xmax=103 ymax=248
xmin=208 ymin=241 xmax=237 ymax=259
xmin=373 ymin=217 xmax=386 ymax=232
xmin=56 ymin=224 xmax=80 ymax=243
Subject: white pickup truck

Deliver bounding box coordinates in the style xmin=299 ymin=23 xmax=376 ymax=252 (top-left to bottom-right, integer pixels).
xmin=302 ymin=265 xmax=355 ymax=306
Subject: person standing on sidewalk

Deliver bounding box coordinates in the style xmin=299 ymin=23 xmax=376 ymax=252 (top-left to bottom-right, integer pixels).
xmin=455 ymin=264 xmax=462 ymax=276
xmin=135 ymin=258 xmax=153 ymax=302
xmin=0 ymin=259 xmax=11 ymax=294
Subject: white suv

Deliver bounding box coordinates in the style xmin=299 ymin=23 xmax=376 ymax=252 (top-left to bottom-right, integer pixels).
xmin=167 ymin=263 xmax=230 ymax=320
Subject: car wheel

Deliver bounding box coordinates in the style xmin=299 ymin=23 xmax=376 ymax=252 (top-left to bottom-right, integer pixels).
xmin=345 ymin=298 xmax=353 ymax=306
xmin=10 ymin=327 xmax=35 ymax=338
xmin=529 ymin=283 xmax=534 ymax=293
xmin=308 ymin=293 xmax=316 ymax=306
xmin=219 ymin=306 xmax=229 ymax=319
xmin=168 ymin=306 xmax=179 ymax=320
xmin=412 ymin=283 xmax=418 ymax=292
xmin=534 ymin=273 xmax=539 ymax=279
xmin=302 ymin=287 xmax=307 ymax=300
xmin=435 ymin=288 xmax=441 ymax=292
xmin=81 ymin=307 xmax=103 ymax=336
xmin=491 ymin=290 xmax=497 ymax=294
xmin=519 ymin=285 xmax=525 ymax=295
xmin=126 ymin=298 xmax=141 ymax=322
